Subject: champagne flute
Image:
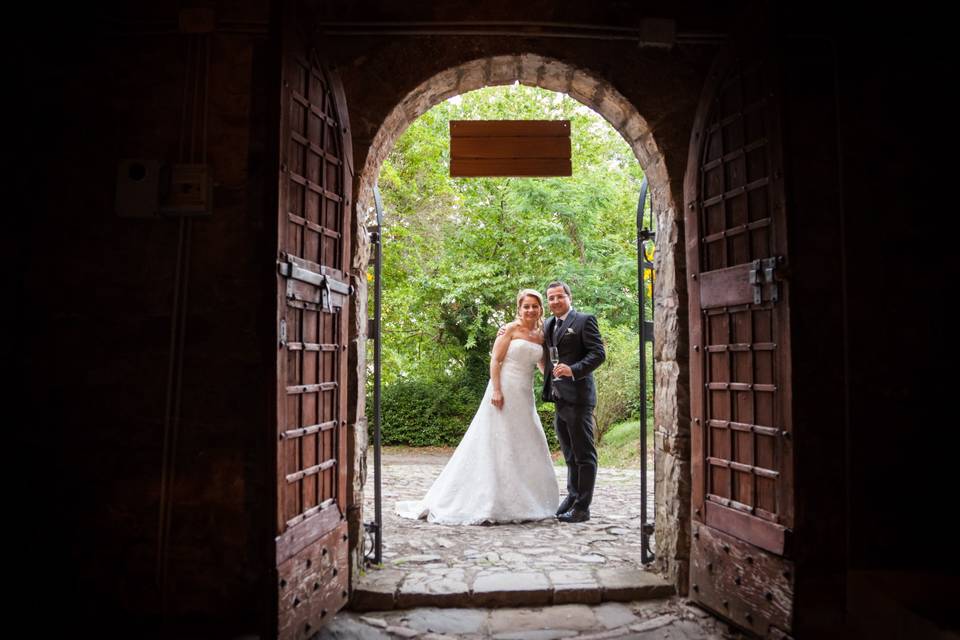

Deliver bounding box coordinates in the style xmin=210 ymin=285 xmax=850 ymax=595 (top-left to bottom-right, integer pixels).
xmin=549 ymin=346 xmax=561 ymax=382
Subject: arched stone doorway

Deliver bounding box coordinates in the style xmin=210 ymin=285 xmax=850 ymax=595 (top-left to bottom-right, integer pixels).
xmin=347 ymin=54 xmax=692 ymax=593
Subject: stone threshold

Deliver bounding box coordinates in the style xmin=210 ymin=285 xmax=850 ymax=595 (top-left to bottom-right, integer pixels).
xmin=350 ymin=567 xmax=674 ymax=612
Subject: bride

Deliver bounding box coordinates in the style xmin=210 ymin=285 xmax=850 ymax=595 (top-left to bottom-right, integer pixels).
xmin=395 ymin=289 xmax=560 ymax=524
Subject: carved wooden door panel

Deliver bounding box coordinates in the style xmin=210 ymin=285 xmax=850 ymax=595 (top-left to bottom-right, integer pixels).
xmin=273 ymin=3 xmax=353 ymax=638
xmin=685 ymin=48 xmax=796 ymax=638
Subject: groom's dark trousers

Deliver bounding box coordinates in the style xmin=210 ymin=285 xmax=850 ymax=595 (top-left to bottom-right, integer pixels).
xmin=543 ymin=310 xmax=605 ymax=512
xmin=554 ymin=401 xmax=598 ymax=510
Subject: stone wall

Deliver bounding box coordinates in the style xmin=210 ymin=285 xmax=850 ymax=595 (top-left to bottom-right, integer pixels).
xmin=322 ymin=28 xmax=711 ymax=592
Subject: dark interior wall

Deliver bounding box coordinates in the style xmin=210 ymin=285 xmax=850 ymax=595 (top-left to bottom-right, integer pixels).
xmin=15 ymin=2 xmax=276 ymax=633
xmin=831 ymin=13 xmax=954 ymax=575
xmin=774 ymin=5 xmax=957 ymax=625
xmin=779 ymin=31 xmax=848 ymax=629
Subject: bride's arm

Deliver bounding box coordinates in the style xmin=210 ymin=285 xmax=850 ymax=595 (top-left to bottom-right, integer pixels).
xmin=489 ymin=322 xmax=515 ymax=409
xmin=537 ymin=328 xmax=547 ymax=374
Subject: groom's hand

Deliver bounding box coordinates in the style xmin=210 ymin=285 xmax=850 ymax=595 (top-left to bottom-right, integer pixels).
xmin=496 ymin=325 xmax=507 ymax=338
xmin=552 ymin=363 xmax=574 ymax=378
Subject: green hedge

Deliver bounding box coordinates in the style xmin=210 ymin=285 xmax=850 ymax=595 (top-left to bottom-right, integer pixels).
xmin=370 ymin=373 xmax=560 ymax=451
xmin=593 ymin=323 xmax=643 ymax=442
xmin=536 ymin=399 xmax=559 ymax=451
xmin=367 ymin=325 xmax=648 ymax=451
xmin=372 ymin=378 xmax=475 ymax=446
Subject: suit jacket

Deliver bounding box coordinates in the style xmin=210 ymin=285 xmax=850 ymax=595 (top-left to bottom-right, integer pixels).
xmin=541 ymin=309 xmax=606 ymax=406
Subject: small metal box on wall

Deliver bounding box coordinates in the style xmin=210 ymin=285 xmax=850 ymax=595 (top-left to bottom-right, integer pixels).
xmin=449 ymin=120 xmax=571 ymax=177
xmin=160 ymin=164 xmax=212 ymax=216
xmin=115 ymin=160 xmax=212 ymax=217
xmin=115 ymin=158 xmax=163 ymax=218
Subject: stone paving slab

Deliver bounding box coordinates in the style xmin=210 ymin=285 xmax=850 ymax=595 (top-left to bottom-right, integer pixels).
xmin=356 ymin=450 xmax=661 ymax=611
xmin=352 ymin=566 xmax=673 ymax=612
xmin=595 ymin=569 xmax=670 ymax=602
xmin=321 ymin=598 xmax=746 ymax=639
xmin=550 ymin=569 xmax=602 ymax=606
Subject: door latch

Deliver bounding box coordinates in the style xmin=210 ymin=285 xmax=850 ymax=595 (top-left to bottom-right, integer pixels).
xmin=318 ymin=277 xmax=332 ymax=313
xmin=749 ymin=257 xmax=782 ymax=304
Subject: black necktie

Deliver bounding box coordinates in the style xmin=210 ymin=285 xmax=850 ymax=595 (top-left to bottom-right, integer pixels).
xmin=553 ymin=317 xmax=564 ymax=344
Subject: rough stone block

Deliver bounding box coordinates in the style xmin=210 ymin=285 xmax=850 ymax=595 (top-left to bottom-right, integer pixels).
xmin=593 ymin=601 xmax=640 ymax=629
xmin=403 ymin=608 xmax=489 ymax=635
xmin=488 ymin=55 xmax=521 ymax=86
xmin=396 ymin=570 xmax=471 ymax=608
xmin=537 ymin=59 xmax=571 ymax=93
xmin=595 ymin=569 xmax=674 ymax=602
xmin=489 ymin=605 xmax=596 ymax=633
xmin=568 ymin=70 xmax=600 ymax=104
xmin=472 ymin=571 xmax=553 ymax=607
xmin=349 ymin=569 xmax=405 ymax=611
xmin=457 ymin=59 xmax=487 ymax=92
xmin=519 ymin=54 xmax=547 ymax=86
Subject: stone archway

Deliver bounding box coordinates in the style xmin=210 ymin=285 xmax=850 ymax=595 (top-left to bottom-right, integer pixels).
xmin=349 ymin=54 xmax=691 ymax=593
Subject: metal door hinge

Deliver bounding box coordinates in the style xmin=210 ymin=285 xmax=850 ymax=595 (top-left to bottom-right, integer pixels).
xmin=749 ymin=257 xmax=783 ymax=305
xmin=279 ymin=318 xmax=287 ymax=348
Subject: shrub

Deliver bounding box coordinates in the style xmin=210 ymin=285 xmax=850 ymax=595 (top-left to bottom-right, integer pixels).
xmin=370 ymin=376 xmax=476 ymax=446
xmin=370 ymin=371 xmax=561 ymax=451
xmin=593 ymin=323 xmax=642 ymax=443
xmin=536 ymin=398 xmax=560 ymax=451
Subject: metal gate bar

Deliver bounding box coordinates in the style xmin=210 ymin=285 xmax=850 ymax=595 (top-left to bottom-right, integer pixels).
xmin=364 ymin=186 xmax=385 ymax=565
xmin=637 ymin=176 xmax=656 ymax=565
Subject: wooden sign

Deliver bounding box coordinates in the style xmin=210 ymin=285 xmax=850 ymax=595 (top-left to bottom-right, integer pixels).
xmin=450 ymin=120 xmax=572 ymax=177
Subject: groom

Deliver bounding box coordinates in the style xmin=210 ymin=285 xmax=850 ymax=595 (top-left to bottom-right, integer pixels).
xmin=543 ymin=281 xmax=605 ymax=523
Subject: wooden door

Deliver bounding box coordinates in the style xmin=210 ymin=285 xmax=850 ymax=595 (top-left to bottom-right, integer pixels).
xmin=685 ymin=48 xmax=796 ymax=638
xmin=273 ymin=3 xmax=354 ymax=638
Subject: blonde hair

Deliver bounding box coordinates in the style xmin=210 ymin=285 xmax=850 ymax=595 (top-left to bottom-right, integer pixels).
xmin=515 ymin=288 xmax=545 ymax=331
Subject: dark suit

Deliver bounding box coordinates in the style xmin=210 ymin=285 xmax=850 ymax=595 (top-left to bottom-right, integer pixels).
xmin=542 ymin=310 xmax=605 ymax=511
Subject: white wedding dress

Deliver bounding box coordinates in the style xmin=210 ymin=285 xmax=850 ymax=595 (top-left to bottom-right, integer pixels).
xmin=395 ymin=339 xmax=560 ymax=524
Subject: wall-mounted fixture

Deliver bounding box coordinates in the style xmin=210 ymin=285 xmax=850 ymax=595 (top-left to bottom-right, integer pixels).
xmin=115 ymin=159 xmax=212 ymax=218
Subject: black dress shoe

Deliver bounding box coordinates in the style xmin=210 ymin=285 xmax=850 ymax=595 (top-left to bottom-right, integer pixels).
xmin=556 ymin=495 xmax=576 ymax=517
xmin=557 ymin=508 xmax=590 ymax=523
